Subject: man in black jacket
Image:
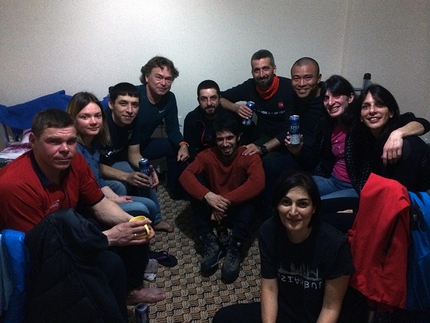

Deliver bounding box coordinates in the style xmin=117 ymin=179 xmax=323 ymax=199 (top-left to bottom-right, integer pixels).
xmin=184 ymin=80 xmax=256 ymax=162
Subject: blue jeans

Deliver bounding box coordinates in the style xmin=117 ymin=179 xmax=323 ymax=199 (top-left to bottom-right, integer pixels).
xmin=140 ymin=138 xmax=187 ymax=192
xmin=312 ymin=173 xmax=358 ymax=200
xmin=107 ymin=162 xmax=162 ymax=225
xmin=106 ymin=179 xmax=128 ymax=196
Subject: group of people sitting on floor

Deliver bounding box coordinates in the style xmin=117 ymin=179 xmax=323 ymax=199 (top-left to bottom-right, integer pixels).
xmin=0 ymin=49 xmax=429 ymax=322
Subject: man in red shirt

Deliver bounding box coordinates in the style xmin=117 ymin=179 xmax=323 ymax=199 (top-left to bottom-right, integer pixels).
xmin=179 ymin=115 xmax=265 ymax=282
xmin=0 ymin=109 xmax=165 ymax=319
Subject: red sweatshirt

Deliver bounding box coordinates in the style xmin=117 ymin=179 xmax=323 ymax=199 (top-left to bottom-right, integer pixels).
xmin=179 ymin=146 xmax=265 ymax=205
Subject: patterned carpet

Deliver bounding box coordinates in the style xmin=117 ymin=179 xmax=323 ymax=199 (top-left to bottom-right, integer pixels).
xmin=127 ymin=185 xmax=261 ymax=322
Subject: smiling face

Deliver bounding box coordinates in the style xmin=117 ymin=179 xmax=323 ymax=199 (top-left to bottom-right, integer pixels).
xmin=323 ymin=89 xmax=354 ymax=120
xmin=145 ymin=66 xmax=173 ymax=100
xmin=360 ymin=93 xmax=393 ymax=137
xmin=30 ymin=125 xmax=77 ymax=178
xmin=198 ymin=88 xmax=220 ymax=117
xmin=277 ymin=186 xmax=316 ymax=243
xmin=291 ymin=63 xmax=321 ymax=100
xmin=251 ymin=57 xmax=276 ymax=89
xmin=215 ymin=130 xmax=240 ymax=159
xmin=74 ymin=102 xmax=103 ymax=143
xmin=109 ymin=95 xmax=139 ymax=127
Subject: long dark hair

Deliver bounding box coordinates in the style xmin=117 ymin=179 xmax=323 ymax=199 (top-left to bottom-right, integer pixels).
xmin=321 ymin=74 xmax=356 ymax=125
xmin=358 ymin=84 xmax=400 ymax=137
xmin=351 ymin=84 xmax=401 ymax=155
xmin=348 ymin=84 xmax=401 ymax=190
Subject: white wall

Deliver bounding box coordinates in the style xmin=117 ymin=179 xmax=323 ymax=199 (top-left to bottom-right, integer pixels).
xmin=1 ymin=0 xmax=429 ymax=129
xmin=341 ymin=0 xmax=430 ymax=121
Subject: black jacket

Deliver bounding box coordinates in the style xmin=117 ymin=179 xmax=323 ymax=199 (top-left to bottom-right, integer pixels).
xmin=314 ymin=112 xmax=430 ymax=192
xmin=25 ymin=209 xmax=126 ymax=323
xmin=183 ymin=106 xmax=257 ymax=161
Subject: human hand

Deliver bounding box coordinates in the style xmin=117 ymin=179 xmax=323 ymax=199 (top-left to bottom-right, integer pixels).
xmin=284 ymin=132 xmax=303 ymax=156
xmin=211 ymin=210 xmax=226 ymax=222
xmin=104 ymin=218 xmax=155 ymax=247
xmin=242 ymin=143 xmax=261 ymax=156
xmin=204 ymin=192 xmax=230 ymax=212
xmin=236 ymin=103 xmax=253 ymax=119
xmin=177 ymin=144 xmax=189 ymax=162
xmin=126 ymin=171 xmax=154 ymax=189
xmin=149 ymin=165 xmax=159 ymax=187
xmin=109 ymin=196 xmax=133 ymax=204
xmin=382 ymin=129 xmax=403 ymax=165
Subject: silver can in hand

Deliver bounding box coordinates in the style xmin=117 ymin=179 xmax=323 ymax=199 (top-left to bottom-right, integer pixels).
xmin=289 ymin=115 xmax=300 ymax=145
xmin=242 ymin=101 xmax=255 ymax=126
xmin=139 ymin=158 xmax=153 ymax=185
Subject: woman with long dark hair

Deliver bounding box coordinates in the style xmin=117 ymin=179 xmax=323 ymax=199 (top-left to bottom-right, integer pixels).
xmin=347 ymin=84 xmax=430 ymax=192
xmin=213 ymin=170 xmax=355 ymax=323
xmin=312 ymin=75 xmax=358 ymax=199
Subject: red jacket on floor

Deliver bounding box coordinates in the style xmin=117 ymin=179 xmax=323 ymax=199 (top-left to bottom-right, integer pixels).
xmin=348 ymin=173 xmax=410 ymax=309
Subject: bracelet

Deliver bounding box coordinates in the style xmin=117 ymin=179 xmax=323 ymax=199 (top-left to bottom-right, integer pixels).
xmin=179 ymin=141 xmax=189 ymax=146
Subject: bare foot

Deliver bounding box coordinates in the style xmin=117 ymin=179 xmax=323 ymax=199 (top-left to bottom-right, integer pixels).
xmin=127 ymin=287 xmax=165 ymax=305
xmin=153 ymin=220 xmax=174 ymax=233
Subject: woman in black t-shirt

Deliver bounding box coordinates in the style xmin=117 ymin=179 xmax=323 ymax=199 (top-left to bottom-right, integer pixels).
xmin=213 ymin=170 xmax=355 ymax=323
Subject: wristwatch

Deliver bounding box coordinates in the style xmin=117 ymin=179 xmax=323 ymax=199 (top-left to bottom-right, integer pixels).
xmin=259 ymin=145 xmax=268 ymax=156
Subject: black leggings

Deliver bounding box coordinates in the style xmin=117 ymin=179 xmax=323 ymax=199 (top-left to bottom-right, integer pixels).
xmin=321 ymin=197 xmax=359 ymax=233
xmin=213 ymin=303 xmax=261 ymax=323
xmin=212 ymin=287 xmax=369 ymax=323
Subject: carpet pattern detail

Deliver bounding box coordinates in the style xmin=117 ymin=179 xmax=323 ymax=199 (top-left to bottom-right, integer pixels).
xmin=128 ymin=185 xmax=261 ymax=322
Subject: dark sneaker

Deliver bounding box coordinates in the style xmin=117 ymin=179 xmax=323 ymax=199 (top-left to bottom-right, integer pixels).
xmin=221 ymin=239 xmax=241 ymax=283
xmin=199 ymin=232 xmax=222 ymax=273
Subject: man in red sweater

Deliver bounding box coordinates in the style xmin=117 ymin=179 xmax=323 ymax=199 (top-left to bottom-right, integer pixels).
xmin=179 ymin=115 xmax=265 ymax=282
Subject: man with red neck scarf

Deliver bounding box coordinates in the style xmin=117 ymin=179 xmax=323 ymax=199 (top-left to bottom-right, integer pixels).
xmin=222 ymin=53 xmax=326 ymax=219
xmin=220 ymin=49 xmax=296 ymax=160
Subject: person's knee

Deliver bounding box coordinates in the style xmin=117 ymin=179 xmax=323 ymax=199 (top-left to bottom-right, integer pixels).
xmin=213 ymin=306 xmax=233 ymax=323
xmin=107 ymin=180 xmax=128 ymax=196
xmin=96 ymin=251 xmax=126 ymax=283
xmin=142 ymin=138 xmax=176 ymax=159
xmin=119 ymin=202 xmax=150 ymax=217
xmin=112 ymin=161 xmax=135 ymax=173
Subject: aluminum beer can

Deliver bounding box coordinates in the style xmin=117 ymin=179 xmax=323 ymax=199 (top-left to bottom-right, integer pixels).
xmin=289 ymin=115 xmax=300 ymax=145
xmin=242 ymin=101 xmax=255 ymax=126
xmin=139 ymin=158 xmax=151 ymax=176
xmin=135 ymin=303 xmax=150 ymax=323
xmin=139 ymin=158 xmax=153 ymax=185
